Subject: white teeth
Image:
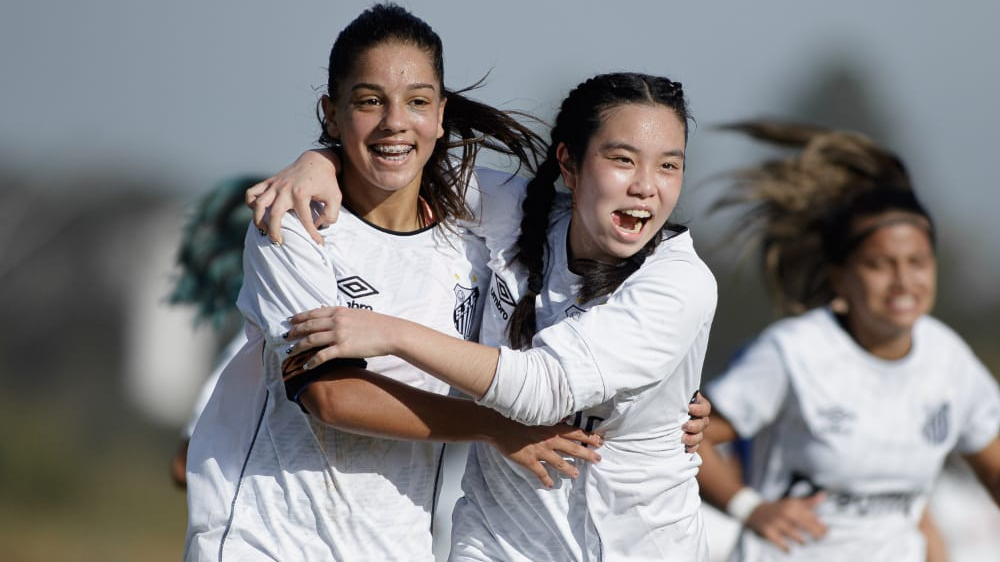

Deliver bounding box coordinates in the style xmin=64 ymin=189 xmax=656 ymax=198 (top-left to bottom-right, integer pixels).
xmin=372 ymin=144 xmax=412 ymax=155
xmin=622 ymin=209 xmax=651 ymax=218
xmin=891 ymin=295 xmax=916 ymax=309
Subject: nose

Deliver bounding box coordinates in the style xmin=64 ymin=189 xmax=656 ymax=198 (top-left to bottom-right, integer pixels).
xmin=627 ymin=166 xmax=657 ymax=198
xmin=380 ymin=100 xmax=407 ymax=132
xmin=890 ymin=261 xmax=915 ymax=290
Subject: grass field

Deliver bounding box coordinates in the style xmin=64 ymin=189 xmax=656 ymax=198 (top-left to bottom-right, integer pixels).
xmin=0 ymin=400 xmax=187 ymax=562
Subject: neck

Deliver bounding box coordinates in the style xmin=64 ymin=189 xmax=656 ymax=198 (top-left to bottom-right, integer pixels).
xmin=341 ymin=174 xmax=425 ymax=232
xmin=838 ymin=313 xmax=914 ymax=360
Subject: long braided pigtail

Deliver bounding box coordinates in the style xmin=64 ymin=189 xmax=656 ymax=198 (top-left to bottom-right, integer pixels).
xmin=505 ymin=145 xmax=561 ymax=349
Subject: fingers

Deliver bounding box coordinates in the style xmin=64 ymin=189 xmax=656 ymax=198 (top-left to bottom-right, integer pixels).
xmin=288 ymin=306 xmax=338 ymax=326
xmin=552 ymin=440 xmax=601 ymax=464
xmin=294 ymin=188 xmax=324 ymax=245
xmin=525 ymin=463 xmax=555 ymax=489
xmin=318 ymin=198 xmax=341 ymax=229
xmin=688 ymin=391 xmax=712 ymax=419
xmin=542 ymin=453 xmax=580 ymax=479
xmin=267 ymin=188 xmax=295 ymax=246
xmin=554 ymin=425 xmax=604 ymax=448
xmin=248 ymin=178 xmax=277 ymax=232
xmin=681 ymin=427 xmax=704 ymax=453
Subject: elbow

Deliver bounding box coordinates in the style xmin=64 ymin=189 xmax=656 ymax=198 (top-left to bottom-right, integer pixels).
xmin=299 ymin=384 xmax=349 ymax=427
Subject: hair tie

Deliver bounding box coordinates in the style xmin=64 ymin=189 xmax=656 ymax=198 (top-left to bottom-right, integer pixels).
xmin=527 ymin=274 xmax=543 ymax=297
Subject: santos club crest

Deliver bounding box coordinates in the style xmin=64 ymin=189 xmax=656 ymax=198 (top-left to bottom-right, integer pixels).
xmin=453 ymin=284 xmax=480 ymax=339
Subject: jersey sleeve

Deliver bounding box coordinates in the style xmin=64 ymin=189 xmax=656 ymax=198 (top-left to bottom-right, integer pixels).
xmin=954 ymin=352 xmax=1000 ymax=454
xmin=461 ymin=167 xmax=527 ymax=257
xmin=480 ymin=247 xmax=717 ymax=426
xmin=236 ymin=216 xmax=341 ymax=368
xmin=706 ymin=332 xmax=791 ymax=439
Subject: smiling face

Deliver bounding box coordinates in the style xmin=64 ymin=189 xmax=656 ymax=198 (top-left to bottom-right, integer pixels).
xmin=559 ymin=103 xmax=686 ymax=263
xmin=830 ymin=212 xmax=937 ymax=358
xmin=322 ymin=41 xmax=445 ymax=221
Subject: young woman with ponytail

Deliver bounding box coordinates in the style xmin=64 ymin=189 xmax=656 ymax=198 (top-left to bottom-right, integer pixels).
xmin=183 ymin=5 xmax=629 ymax=561
xmin=695 ymin=123 xmax=1000 ymax=562
xmin=269 ymin=72 xmax=717 ymax=560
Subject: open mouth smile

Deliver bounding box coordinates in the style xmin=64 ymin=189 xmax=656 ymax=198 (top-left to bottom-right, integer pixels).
xmin=612 ymin=209 xmax=651 ymax=234
xmin=370 ymin=143 xmax=414 ymax=162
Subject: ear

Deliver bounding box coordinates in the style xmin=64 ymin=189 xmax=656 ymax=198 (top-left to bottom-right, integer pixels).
xmin=436 ymin=96 xmax=447 ymax=139
xmin=321 ymin=95 xmax=339 ymax=140
xmin=556 ymin=142 xmax=578 ymax=190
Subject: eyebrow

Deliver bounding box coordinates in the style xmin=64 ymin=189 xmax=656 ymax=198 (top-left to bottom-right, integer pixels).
xmin=599 ymin=141 xmax=685 ymax=160
xmin=351 ymin=82 xmax=439 ymax=93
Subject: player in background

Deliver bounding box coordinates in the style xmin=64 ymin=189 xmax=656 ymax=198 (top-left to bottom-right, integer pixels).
xmin=183 ymin=5 xmax=622 ymax=560
xmin=166 ymin=176 xmax=259 ymax=488
xmin=693 ymin=122 xmax=1000 ymax=561
xmin=273 ymin=72 xmax=717 ymax=561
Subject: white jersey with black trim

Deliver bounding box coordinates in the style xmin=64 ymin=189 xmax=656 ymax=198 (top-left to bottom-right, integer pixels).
xmin=707 ymin=307 xmax=1000 ymax=562
xmin=453 ymin=178 xmax=716 ymax=561
xmin=184 ymin=207 xmax=489 ymax=561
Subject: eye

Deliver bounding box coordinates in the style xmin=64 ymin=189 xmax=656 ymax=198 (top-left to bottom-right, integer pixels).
xmin=610 ymin=154 xmax=633 ymax=165
xmin=410 ymin=97 xmax=431 ymax=107
xmin=354 ymin=96 xmax=382 ymax=107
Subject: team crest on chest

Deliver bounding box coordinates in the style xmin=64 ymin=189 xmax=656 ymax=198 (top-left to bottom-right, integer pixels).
xmin=453 ymin=284 xmax=480 ymax=339
xmin=922 ymin=402 xmax=950 ymax=445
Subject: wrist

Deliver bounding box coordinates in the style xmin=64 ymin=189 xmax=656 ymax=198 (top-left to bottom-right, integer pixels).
xmin=726 ymin=487 xmax=764 ymax=523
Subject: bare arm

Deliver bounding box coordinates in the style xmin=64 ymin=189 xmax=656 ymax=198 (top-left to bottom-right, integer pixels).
xmin=918 ymin=507 xmax=951 ymax=562
xmin=696 ymin=410 xmax=827 ymax=552
xmin=962 ymin=435 xmax=1000 ymax=506
xmin=297 ymin=364 xmax=601 ymax=487
xmin=289 ymin=307 xmax=499 ymax=399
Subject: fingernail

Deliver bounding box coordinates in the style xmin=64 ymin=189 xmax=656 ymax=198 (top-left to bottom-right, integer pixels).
xmin=258 ymin=228 xmax=267 ymax=236
xmin=690 ymin=390 xmax=700 ymax=403
xmin=302 ymin=361 xmax=312 ymax=371
xmin=285 ymin=346 xmax=293 ymax=354
xmin=281 ymin=331 xmax=289 ymax=339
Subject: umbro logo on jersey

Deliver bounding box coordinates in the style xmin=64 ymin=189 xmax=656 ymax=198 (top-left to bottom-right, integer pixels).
xmin=816 ymin=406 xmax=855 ymax=435
xmin=490 ymin=276 xmax=516 ymax=320
xmin=565 ymin=305 xmax=585 ymax=320
xmin=338 ymin=276 xmax=379 ymax=299
xmin=922 ymin=402 xmax=950 ymax=444
xmin=453 ymin=284 xmax=480 ymax=339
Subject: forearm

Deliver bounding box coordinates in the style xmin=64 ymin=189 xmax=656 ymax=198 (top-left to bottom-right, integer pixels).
xmin=299 ymin=366 xmax=506 ymax=443
xmin=385 ymin=316 xmax=500 ymax=399
xmin=695 ymin=415 xmax=746 ymax=511
xmin=964 ymin=436 xmax=1000 ymax=506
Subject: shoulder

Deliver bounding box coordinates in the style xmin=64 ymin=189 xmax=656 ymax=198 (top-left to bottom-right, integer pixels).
xmin=637 ymin=227 xmax=717 ymax=299
xmin=916 ymin=315 xmax=988 ymax=368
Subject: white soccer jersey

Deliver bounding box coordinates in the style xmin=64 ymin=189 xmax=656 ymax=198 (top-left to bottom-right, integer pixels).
xmin=184 ymin=208 xmax=490 ymax=561
xmin=182 ymin=332 xmax=248 ymax=439
xmin=707 ymin=307 xmax=1000 ymax=562
xmin=454 ymin=178 xmax=717 ymax=561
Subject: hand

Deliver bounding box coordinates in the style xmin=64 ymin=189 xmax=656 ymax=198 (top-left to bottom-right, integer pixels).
xmin=286 ymin=306 xmax=397 ymax=367
xmin=683 ymin=390 xmax=711 ymax=453
xmin=745 ymin=493 xmax=828 ymax=552
xmin=491 ymin=421 xmax=603 ymax=488
xmin=246 ymin=149 xmax=342 ymax=245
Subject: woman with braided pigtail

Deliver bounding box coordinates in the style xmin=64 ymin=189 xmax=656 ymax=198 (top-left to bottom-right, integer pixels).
xmin=273 ymin=72 xmax=717 ymax=561
xmin=696 ymin=122 xmax=1000 ymax=562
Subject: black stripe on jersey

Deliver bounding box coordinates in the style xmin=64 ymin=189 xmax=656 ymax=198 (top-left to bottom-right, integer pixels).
xmin=218 ymin=388 xmax=269 ymax=562
xmin=429 ymin=443 xmax=447 ymax=535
